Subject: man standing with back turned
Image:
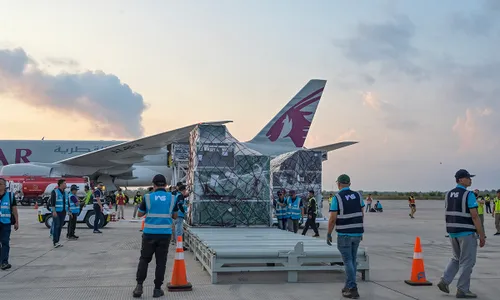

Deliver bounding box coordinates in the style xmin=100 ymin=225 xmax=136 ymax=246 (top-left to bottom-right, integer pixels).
xmin=327 ymin=174 xmax=365 ymax=299
xmin=437 ymin=169 xmax=485 ymax=298
xmin=133 ymin=174 xmax=178 ymax=298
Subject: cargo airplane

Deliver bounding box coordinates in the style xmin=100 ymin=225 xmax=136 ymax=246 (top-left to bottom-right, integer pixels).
xmin=0 ymin=79 xmax=357 ymax=190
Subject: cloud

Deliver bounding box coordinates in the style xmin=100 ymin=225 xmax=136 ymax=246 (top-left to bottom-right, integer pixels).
xmin=334 ymin=14 xmax=428 ymax=81
xmin=0 ymin=47 xmax=147 ymax=138
xmin=449 ymin=0 xmax=500 ymax=37
xmin=45 ymin=57 xmax=79 ymax=67
xmin=335 ymin=129 xmax=356 ymax=142
xmin=452 ymin=107 xmax=498 ymax=153
xmin=360 ymin=91 xmax=418 ymax=131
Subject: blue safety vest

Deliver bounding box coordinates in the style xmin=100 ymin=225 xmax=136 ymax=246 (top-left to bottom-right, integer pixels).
xmin=67 ymin=193 xmax=80 ymax=214
xmin=93 ymin=189 xmax=104 ymax=204
xmin=287 ymin=196 xmax=302 ymax=220
xmin=334 ymin=189 xmax=364 ymax=234
xmin=445 ymin=188 xmax=476 ymax=234
xmin=175 ymin=194 xmax=187 ymax=218
xmin=54 ymin=189 xmax=66 ymax=212
xmin=0 ymin=192 xmax=12 ymax=224
xmin=275 ymin=198 xmax=287 ymax=220
xmin=143 ymin=190 xmax=175 ymax=235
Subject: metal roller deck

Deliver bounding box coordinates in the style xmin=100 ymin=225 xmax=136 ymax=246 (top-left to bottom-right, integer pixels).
xmin=183 ymin=227 xmax=370 ymax=284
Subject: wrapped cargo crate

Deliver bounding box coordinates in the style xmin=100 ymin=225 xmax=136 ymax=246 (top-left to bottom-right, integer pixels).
xmin=186 ymin=124 xmax=272 ymax=227
xmin=270 ymin=150 xmax=324 ymax=218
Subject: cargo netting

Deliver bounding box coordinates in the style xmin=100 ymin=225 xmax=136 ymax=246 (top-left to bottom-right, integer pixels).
xmin=186 ymin=124 xmax=272 ymax=227
xmin=270 ymin=150 xmax=324 ymax=218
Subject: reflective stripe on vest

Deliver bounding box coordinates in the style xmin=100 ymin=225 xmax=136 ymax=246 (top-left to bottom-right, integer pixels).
xmin=0 ymin=192 xmax=11 ymax=224
xmin=445 ymin=189 xmax=476 ymax=233
xmin=275 ymin=199 xmax=287 ymax=219
xmin=143 ymin=191 xmax=175 ymax=235
xmin=55 ymin=189 xmax=65 ymax=212
xmin=287 ymin=197 xmax=301 ymax=220
xmin=67 ymin=193 xmax=80 ymax=214
xmin=335 ymin=190 xmax=364 ymax=234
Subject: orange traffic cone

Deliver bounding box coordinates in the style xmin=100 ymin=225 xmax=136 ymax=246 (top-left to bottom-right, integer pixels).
xmin=404 ymin=236 xmax=432 ymax=286
xmin=167 ymin=236 xmax=193 ymax=292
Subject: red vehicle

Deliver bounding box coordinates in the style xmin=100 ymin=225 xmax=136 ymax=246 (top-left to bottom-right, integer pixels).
xmin=3 ymin=176 xmax=91 ymax=206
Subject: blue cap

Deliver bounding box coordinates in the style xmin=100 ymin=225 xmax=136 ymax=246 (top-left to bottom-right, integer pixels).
xmin=455 ymin=169 xmax=475 ymax=180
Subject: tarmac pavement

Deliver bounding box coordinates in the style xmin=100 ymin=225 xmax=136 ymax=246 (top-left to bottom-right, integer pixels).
xmin=0 ymin=200 xmax=498 ymax=299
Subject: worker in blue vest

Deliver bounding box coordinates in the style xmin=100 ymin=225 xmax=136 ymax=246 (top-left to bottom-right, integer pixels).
xmin=327 ymin=174 xmax=365 ymax=299
xmin=286 ymin=190 xmax=304 ymax=233
xmin=437 ymin=169 xmax=485 ymax=298
xmin=273 ymin=190 xmax=288 ymax=230
xmin=174 ymin=184 xmax=189 ymax=250
xmin=49 ymin=179 xmax=68 ymax=248
xmin=66 ymin=185 xmax=80 ymax=240
xmin=133 ymin=174 xmax=178 ymax=298
xmin=0 ymin=177 xmax=19 ymax=270
xmin=92 ymin=182 xmax=105 ymax=234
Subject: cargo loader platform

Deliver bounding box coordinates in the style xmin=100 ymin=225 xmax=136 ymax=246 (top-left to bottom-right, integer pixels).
xmin=183 ymin=227 xmax=370 ymax=284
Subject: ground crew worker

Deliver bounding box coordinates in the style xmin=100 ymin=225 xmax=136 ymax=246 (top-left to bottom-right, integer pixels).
xmin=437 ymin=169 xmax=485 ymax=298
xmin=83 ymin=185 xmax=93 ymax=206
xmin=302 ymin=190 xmax=320 ymax=237
xmin=50 ymin=179 xmax=68 ymax=248
xmin=93 ymin=182 xmax=104 ymax=234
xmin=327 ymin=174 xmax=364 ymax=299
xmin=133 ymin=191 xmax=143 ymax=219
xmin=174 ymin=184 xmax=189 ymax=250
xmin=116 ymin=189 xmax=126 ymax=220
xmin=365 ymin=194 xmax=372 ymax=212
xmin=408 ymin=194 xmax=416 ymax=218
xmin=0 ymin=177 xmax=19 ymax=270
xmin=328 ymin=193 xmax=333 ymax=206
xmin=66 ymin=185 xmax=80 ymax=240
xmin=474 ymin=189 xmax=486 ymax=237
xmin=274 ymin=190 xmax=288 ymax=230
xmin=485 ymin=193 xmax=492 ymax=214
xmin=286 ymin=190 xmax=303 ymax=233
xmin=133 ymin=174 xmax=178 ymax=298
xmin=494 ymin=190 xmax=500 ymax=236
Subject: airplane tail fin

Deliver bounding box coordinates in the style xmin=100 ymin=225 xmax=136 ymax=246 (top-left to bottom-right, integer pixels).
xmin=248 ymin=79 xmax=326 ymax=149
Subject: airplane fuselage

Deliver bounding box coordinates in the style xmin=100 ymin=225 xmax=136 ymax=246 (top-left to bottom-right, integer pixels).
xmin=0 ymin=139 xmax=306 ymax=187
xmin=0 ymin=140 xmax=173 ymax=187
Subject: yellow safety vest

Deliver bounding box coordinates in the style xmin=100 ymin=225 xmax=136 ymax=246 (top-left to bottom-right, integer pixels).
xmin=495 ymin=197 xmax=500 ymax=212
xmin=478 ymin=201 xmax=484 ymax=215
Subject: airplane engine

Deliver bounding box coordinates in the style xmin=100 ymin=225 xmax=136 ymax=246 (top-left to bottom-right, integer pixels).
xmin=0 ymin=163 xmax=54 ymax=177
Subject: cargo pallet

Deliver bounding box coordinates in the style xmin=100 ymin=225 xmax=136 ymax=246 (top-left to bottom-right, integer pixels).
xmin=183 ymin=226 xmax=370 ymax=284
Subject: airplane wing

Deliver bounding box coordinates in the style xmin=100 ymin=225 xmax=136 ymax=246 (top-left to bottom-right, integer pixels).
xmin=55 ymin=121 xmax=232 ymax=167
xmin=308 ymin=141 xmax=358 ymax=152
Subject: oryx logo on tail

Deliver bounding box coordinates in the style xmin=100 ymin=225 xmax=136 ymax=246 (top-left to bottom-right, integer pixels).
xmin=266 ymin=86 xmax=324 ymax=147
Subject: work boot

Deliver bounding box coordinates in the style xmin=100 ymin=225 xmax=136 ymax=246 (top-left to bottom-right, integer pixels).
xmin=132 ymin=283 xmax=143 ymax=298
xmin=342 ymin=287 xmax=360 ymax=299
xmin=1 ymin=263 xmax=12 ymax=270
xmin=153 ymin=288 xmax=165 ymax=298
xmin=456 ymin=290 xmax=477 ymax=298
xmin=73 ymin=235 xmax=79 ymax=239
xmin=437 ymin=279 xmax=450 ymax=294
xmin=313 ymin=234 xmax=320 ymax=237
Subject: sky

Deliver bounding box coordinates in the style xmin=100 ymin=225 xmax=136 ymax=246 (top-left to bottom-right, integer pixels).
xmin=0 ymin=0 xmax=499 ymax=192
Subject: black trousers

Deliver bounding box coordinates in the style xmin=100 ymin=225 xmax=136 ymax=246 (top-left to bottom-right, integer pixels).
xmin=302 ymin=214 xmax=319 ymax=235
xmin=136 ymin=235 xmax=171 ymax=289
xmin=93 ymin=204 xmax=101 ymax=231
xmin=67 ymin=213 xmax=77 ymax=237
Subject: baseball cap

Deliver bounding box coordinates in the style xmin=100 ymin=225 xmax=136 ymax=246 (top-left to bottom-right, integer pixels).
xmin=337 ymin=174 xmax=351 ymax=184
xmin=289 ymin=190 xmax=296 ymax=194
xmin=70 ymin=185 xmax=79 ymax=191
xmin=152 ymin=174 xmax=167 ymax=185
xmin=178 ymin=184 xmax=187 ymax=192
xmin=454 ymin=169 xmax=475 ymax=180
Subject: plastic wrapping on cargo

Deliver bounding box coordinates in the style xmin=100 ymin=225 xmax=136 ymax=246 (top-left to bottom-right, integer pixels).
xmin=186 ymin=124 xmax=272 ymax=227
xmin=270 ymin=150 xmax=324 ymax=218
